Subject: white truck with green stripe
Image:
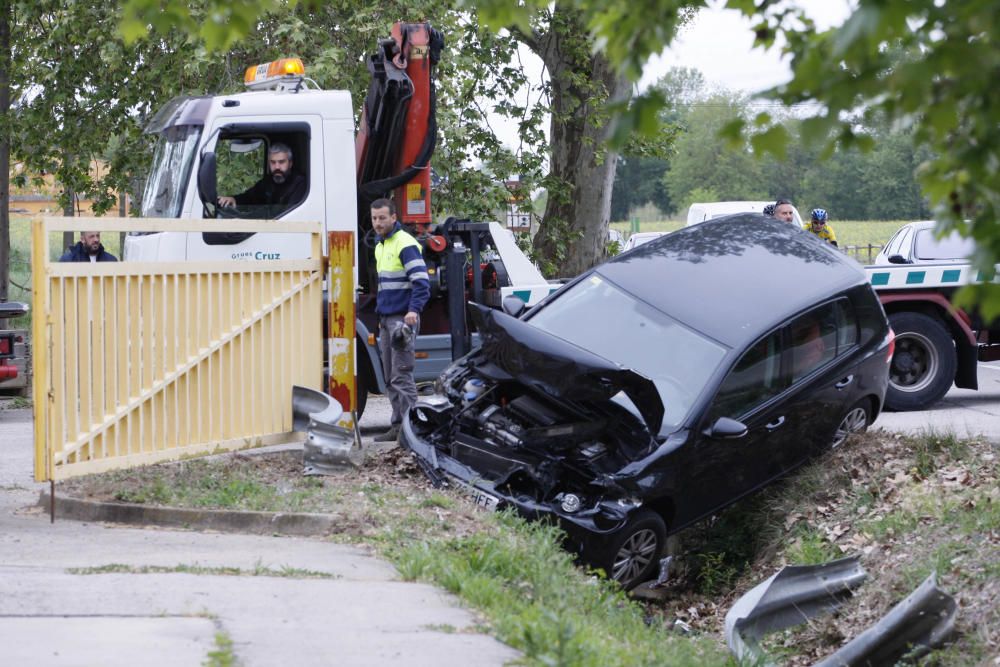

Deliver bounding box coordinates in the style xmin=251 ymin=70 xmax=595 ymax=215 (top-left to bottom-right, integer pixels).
xmin=865 ymin=259 xmax=1000 ymax=411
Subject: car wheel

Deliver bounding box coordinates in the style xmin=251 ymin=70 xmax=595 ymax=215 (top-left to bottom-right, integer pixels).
xmin=885 ymin=312 xmax=956 ymax=411
xmin=831 ymin=399 xmax=871 ymax=448
xmin=590 ymin=509 xmax=666 ymax=591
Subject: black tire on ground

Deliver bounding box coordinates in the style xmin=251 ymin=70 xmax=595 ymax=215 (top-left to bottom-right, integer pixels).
xmin=886 ymin=312 xmax=957 ymax=411
xmin=588 ymin=509 xmax=666 ymax=591
xmin=831 ymin=398 xmax=872 ymax=448
xmin=355 ymin=358 xmax=371 ymax=421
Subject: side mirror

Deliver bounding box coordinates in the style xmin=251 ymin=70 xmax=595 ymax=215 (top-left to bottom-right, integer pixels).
xmin=501 ymin=295 xmax=526 ymax=318
xmin=705 ymin=417 xmax=748 ymax=439
xmin=197 ymin=152 xmax=218 ymax=209
xmin=887 ymin=254 xmax=908 ymax=264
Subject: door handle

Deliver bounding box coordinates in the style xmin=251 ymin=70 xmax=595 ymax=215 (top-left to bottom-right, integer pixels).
xmin=765 ymin=416 xmax=785 ymax=431
xmin=835 ymin=375 xmax=854 ymax=389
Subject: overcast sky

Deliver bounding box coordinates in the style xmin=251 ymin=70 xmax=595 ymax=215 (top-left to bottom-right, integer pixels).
xmin=493 ymin=1 xmax=857 ymax=151
xmin=642 ymin=0 xmax=856 ymax=93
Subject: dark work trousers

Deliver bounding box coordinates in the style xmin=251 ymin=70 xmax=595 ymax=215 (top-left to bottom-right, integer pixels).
xmin=378 ymin=314 xmax=420 ymax=426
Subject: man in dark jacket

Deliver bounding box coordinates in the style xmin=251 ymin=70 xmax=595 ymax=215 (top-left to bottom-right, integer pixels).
xmin=217 ymin=142 xmax=306 ymax=217
xmin=59 ymin=231 xmax=118 ymax=262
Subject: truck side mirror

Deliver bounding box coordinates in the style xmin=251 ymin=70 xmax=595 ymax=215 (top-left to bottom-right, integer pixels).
xmin=887 ymin=254 xmax=908 ymax=264
xmin=197 ymin=152 xmax=218 ymax=211
xmin=501 ymin=295 xmax=526 ymax=318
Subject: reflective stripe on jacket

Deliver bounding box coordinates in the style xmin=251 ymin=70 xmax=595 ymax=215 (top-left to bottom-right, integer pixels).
xmin=374 ymin=223 xmax=430 ymax=315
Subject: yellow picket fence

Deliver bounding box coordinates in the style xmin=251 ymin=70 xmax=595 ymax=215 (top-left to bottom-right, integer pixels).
xmin=32 ymin=218 xmax=324 ymax=481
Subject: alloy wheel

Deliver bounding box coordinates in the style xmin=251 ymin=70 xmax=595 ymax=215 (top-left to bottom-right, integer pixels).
xmin=832 ymin=406 xmax=868 ymax=447
xmin=611 ymin=528 xmax=659 ymax=584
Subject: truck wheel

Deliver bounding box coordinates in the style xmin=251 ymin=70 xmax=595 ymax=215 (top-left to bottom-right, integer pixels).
xmin=886 ymin=312 xmax=956 ymax=411
xmin=588 ymin=509 xmax=666 ymax=591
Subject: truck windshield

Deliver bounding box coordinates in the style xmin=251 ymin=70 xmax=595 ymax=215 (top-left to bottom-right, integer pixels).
xmin=141 ymin=125 xmax=202 ymax=218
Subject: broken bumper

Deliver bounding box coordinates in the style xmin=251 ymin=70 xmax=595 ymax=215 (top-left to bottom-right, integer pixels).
xmin=400 ymin=415 xmax=638 ymax=544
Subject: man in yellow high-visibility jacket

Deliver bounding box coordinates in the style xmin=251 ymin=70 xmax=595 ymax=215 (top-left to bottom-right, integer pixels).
xmin=371 ymin=197 xmax=430 ymax=443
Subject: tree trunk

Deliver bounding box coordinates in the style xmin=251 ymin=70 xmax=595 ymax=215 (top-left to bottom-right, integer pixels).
xmin=532 ymin=5 xmax=630 ymax=278
xmin=62 ymin=167 xmax=74 ymax=254
xmin=0 ymin=0 xmax=11 ymax=304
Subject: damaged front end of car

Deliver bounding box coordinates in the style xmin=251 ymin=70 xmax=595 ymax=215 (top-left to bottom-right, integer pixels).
xmin=401 ymin=306 xmax=673 ymax=550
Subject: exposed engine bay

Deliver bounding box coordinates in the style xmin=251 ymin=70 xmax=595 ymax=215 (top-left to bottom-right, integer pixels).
xmin=410 ymin=362 xmax=656 ymax=505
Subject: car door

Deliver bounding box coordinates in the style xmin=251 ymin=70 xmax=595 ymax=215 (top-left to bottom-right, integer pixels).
xmin=675 ymin=329 xmax=793 ymax=526
xmin=779 ymin=298 xmax=862 ymax=461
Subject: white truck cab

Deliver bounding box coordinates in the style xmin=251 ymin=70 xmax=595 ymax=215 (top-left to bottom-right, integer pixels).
xmin=127 ymin=62 xmax=357 ymax=262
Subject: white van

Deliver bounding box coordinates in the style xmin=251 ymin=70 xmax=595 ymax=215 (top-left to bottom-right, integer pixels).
xmin=686 ymin=201 xmax=803 ymax=227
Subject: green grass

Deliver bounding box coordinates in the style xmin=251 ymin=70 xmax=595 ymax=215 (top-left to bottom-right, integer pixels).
xmin=204 ymin=631 xmax=237 ymax=667
xmin=385 ymin=511 xmax=728 ymax=666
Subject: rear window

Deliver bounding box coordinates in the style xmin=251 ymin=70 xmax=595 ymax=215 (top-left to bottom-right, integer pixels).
xmin=914 ymin=229 xmax=974 ymax=261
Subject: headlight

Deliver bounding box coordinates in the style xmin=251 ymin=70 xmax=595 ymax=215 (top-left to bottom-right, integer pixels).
xmin=560 ymin=493 xmax=582 ymax=513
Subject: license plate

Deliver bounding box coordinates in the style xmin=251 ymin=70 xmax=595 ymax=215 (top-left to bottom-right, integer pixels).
xmin=450 ymin=477 xmax=500 ymax=511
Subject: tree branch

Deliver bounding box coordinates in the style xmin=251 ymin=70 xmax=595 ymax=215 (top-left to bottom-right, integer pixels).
xmin=508 ymin=23 xmax=543 ymax=55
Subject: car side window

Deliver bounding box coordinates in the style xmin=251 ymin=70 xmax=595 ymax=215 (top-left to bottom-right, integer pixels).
xmin=789 ymin=301 xmax=856 ymax=382
xmin=834 ymin=298 xmax=858 ymax=350
xmin=885 ymin=227 xmax=912 ymax=259
xmin=711 ymin=331 xmax=785 ymax=420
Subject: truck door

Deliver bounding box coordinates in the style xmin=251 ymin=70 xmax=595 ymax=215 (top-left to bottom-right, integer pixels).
xmin=186 ymin=119 xmax=322 ymax=261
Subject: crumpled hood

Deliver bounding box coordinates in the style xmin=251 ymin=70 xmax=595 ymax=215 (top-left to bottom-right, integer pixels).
xmin=470 ymin=304 xmax=665 ymax=434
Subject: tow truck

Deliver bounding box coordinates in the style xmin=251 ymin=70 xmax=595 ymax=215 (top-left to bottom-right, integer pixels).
xmin=126 ymin=22 xmax=556 ymax=417
xmin=866 ymin=260 xmax=1000 ymax=411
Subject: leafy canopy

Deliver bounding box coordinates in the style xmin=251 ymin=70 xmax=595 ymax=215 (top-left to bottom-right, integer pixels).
xmin=119 ymin=0 xmax=1000 ymax=314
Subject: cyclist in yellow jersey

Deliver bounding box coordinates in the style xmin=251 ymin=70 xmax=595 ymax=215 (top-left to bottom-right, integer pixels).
xmin=805 ymin=208 xmax=838 ymax=247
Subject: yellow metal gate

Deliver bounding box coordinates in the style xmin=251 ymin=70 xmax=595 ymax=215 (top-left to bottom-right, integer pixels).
xmin=32 ymin=218 xmax=324 ymax=481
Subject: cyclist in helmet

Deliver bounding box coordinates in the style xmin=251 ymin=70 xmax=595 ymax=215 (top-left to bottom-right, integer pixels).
xmin=805 ymin=208 xmax=838 ymax=246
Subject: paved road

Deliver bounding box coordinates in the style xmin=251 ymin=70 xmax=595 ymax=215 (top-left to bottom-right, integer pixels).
xmin=0 ymin=406 xmax=518 ymax=667
xmin=873 ymin=361 xmax=1000 ymax=441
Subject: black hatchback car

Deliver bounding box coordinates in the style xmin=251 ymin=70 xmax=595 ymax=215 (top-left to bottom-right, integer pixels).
xmin=402 ymin=216 xmax=892 ymax=589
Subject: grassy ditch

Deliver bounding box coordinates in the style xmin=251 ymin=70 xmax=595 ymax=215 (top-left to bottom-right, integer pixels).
xmin=58 ymin=429 xmax=999 ymax=666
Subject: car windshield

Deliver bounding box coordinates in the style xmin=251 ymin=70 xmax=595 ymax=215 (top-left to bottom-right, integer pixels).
xmin=527 ymin=273 xmax=727 ymax=431
xmin=914 ymin=228 xmax=975 ymax=261
xmin=140 ymin=125 xmax=202 ymax=218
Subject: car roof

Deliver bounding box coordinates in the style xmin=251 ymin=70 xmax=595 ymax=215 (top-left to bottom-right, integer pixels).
xmin=596 ymin=214 xmax=867 ymax=348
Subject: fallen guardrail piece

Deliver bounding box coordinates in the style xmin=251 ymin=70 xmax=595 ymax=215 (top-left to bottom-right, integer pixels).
xmin=815 ymin=572 xmax=957 ymax=667
xmin=725 ymin=555 xmax=867 ymax=665
xmin=293 ymin=385 xmax=360 ymax=473
xmin=725 ymin=555 xmax=958 ymax=667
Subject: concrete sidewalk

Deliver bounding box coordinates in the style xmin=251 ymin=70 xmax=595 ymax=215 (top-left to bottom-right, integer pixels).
xmin=0 ymin=402 xmax=519 ymax=666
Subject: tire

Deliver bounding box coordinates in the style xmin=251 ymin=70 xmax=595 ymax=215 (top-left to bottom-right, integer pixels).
xmin=355 ymin=354 xmax=371 ymax=420
xmin=831 ymin=398 xmax=871 ymax=448
xmin=885 ymin=312 xmax=956 ymax=411
xmin=588 ymin=509 xmax=666 ymax=591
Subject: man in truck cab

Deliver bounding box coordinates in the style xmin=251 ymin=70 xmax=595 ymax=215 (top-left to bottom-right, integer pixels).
xmin=371 ymin=197 xmax=430 ymax=443
xmin=217 ymin=142 xmax=306 ymax=216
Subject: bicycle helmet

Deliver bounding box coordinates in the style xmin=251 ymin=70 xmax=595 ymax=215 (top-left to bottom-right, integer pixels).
xmin=762 ymin=204 xmax=775 ymax=217
xmin=811 ymin=208 xmax=828 ymax=223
